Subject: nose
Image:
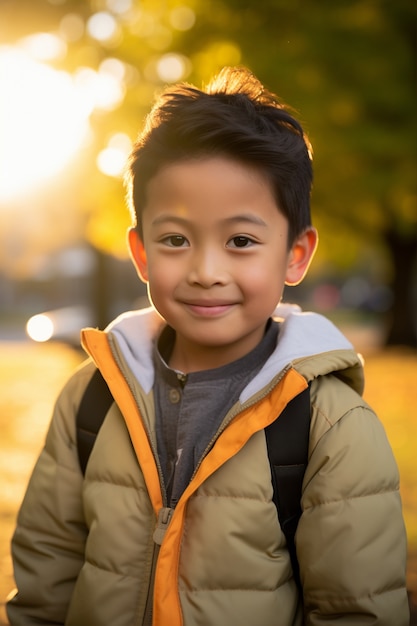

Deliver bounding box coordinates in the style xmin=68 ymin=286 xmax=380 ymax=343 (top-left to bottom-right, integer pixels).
xmin=187 ymin=247 xmax=227 ymax=288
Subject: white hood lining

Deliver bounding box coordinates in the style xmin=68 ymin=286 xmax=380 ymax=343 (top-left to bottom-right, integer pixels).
xmin=106 ymin=304 xmax=353 ymax=400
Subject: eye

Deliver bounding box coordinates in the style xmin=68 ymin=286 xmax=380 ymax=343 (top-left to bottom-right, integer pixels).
xmin=228 ymin=235 xmax=255 ymax=249
xmin=162 ymin=235 xmax=188 ymax=247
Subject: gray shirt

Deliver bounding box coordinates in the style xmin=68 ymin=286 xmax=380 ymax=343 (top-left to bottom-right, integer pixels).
xmin=153 ymin=319 xmax=279 ymax=507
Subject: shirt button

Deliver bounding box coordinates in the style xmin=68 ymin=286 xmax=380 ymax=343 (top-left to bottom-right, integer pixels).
xmin=169 ymin=388 xmax=181 ymax=404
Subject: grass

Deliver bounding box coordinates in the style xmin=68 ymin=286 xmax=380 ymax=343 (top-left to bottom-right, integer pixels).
xmin=361 ymin=346 xmax=417 ymax=611
xmin=0 ymin=342 xmax=84 ymax=626
xmin=0 ymin=338 xmax=416 ymax=624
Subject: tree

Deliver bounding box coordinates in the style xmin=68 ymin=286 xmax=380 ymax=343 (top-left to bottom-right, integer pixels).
xmin=180 ymin=0 xmax=417 ymax=345
xmin=2 ymin=0 xmax=416 ymax=344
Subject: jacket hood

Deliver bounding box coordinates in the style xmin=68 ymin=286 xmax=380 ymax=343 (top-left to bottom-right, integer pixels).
xmin=83 ymin=303 xmax=364 ymax=402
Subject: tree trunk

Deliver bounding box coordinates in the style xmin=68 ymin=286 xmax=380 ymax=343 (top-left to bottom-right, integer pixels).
xmin=384 ymin=229 xmax=417 ymax=348
xmin=92 ymin=247 xmax=112 ymax=330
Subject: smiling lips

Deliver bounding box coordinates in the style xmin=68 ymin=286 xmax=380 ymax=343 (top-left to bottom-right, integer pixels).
xmin=183 ymin=301 xmax=236 ymax=317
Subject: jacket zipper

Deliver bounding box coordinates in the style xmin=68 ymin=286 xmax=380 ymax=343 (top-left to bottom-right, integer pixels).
xmin=106 ymin=335 xmax=291 ymax=624
xmin=106 ymin=338 xmax=172 ymax=626
xmin=143 ymin=507 xmax=174 ymax=626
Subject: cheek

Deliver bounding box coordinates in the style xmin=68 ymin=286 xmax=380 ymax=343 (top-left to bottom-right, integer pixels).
xmin=241 ymin=255 xmax=287 ymax=294
xmin=146 ymin=277 xmax=167 ymax=316
xmin=146 ymin=263 xmax=178 ymax=303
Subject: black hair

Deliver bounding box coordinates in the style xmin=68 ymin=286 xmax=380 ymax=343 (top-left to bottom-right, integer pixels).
xmin=125 ymin=66 xmax=313 ymax=245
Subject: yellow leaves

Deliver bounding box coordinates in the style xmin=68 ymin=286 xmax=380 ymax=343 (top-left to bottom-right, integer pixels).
xmin=363 ymin=348 xmax=417 ymax=552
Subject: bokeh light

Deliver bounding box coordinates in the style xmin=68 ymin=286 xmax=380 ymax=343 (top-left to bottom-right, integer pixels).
xmin=169 ymin=6 xmax=196 ymax=31
xmin=59 ymin=13 xmax=85 ymax=42
xmin=106 ymin=0 xmax=133 ymax=16
xmin=97 ymin=132 xmax=132 ymax=177
xmin=26 ymin=314 xmax=54 ymax=342
xmin=87 ymin=12 xmax=119 ymax=42
xmin=156 ymin=52 xmax=191 ymax=82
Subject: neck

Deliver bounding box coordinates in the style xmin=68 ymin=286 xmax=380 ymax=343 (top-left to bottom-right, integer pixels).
xmin=168 ymin=330 xmax=267 ymax=374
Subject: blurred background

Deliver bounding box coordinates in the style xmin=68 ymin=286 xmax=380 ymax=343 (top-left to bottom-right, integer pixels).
xmin=0 ymin=0 xmax=416 ymax=622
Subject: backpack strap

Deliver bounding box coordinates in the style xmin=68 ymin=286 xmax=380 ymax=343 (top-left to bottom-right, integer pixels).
xmin=76 ymin=368 xmax=114 ymax=475
xmin=265 ymin=384 xmax=311 ymax=593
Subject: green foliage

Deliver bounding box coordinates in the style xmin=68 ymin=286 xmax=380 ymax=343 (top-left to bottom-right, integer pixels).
xmin=3 ymin=0 xmax=416 ymax=286
xmin=64 ymin=0 xmax=416 ymax=271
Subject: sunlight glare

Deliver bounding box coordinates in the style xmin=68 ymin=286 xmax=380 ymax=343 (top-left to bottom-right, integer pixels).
xmin=20 ymin=33 xmax=67 ymax=61
xmin=0 ymin=47 xmax=92 ymax=202
xmin=74 ymin=65 xmax=125 ymax=111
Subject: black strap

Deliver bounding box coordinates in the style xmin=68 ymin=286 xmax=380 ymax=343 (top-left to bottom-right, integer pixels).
xmin=76 ymin=368 xmax=114 ymax=475
xmin=265 ymin=385 xmax=311 ymax=593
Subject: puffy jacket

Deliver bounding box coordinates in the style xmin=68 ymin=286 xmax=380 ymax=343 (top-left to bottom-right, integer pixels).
xmin=7 ymin=305 xmax=409 ymax=626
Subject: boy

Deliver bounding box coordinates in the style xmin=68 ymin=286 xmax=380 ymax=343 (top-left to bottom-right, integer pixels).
xmin=7 ymin=67 xmax=409 ymax=625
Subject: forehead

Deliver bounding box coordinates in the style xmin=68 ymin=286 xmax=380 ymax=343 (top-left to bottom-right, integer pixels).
xmin=141 ymin=156 xmax=289 ymax=238
xmin=144 ymin=156 xmax=277 ymax=211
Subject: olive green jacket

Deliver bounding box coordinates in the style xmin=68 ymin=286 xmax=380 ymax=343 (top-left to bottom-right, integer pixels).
xmin=7 ymin=306 xmax=409 ymax=625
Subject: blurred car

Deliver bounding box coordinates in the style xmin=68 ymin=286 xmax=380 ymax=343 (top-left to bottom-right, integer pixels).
xmin=25 ymin=296 xmax=150 ymax=347
xmin=26 ymin=306 xmax=93 ymax=346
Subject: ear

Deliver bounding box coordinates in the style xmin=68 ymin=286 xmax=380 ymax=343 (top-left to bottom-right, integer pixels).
xmin=285 ymin=227 xmax=318 ymax=286
xmin=128 ymin=228 xmax=148 ymax=283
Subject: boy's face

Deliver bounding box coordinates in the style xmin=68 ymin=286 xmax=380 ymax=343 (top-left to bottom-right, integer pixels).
xmin=129 ymin=157 xmax=317 ymax=372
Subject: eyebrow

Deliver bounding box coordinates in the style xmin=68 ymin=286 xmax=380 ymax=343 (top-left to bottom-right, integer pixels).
xmin=150 ymin=212 xmax=268 ymax=228
xmin=223 ymin=213 xmax=268 ymax=228
xmin=150 ymin=214 xmax=188 ymax=228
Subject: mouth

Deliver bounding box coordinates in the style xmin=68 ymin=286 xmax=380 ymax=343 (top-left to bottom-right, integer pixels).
xmin=182 ymin=301 xmax=236 ymax=317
